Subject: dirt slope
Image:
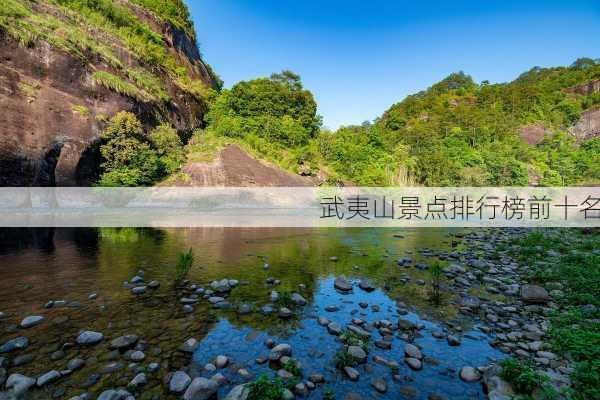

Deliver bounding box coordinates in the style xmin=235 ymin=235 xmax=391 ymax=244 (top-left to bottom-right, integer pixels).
xmin=175 ymin=145 xmax=313 ymax=187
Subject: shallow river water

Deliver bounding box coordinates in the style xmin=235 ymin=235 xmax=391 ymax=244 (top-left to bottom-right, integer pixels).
xmin=0 ymin=228 xmax=505 ymax=399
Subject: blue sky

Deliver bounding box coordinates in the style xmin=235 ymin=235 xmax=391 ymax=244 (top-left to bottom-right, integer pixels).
xmin=188 ymin=1 xmax=599 ymax=130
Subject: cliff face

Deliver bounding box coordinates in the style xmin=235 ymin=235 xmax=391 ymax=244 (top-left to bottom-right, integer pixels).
xmin=0 ymin=0 xmax=219 ymax=186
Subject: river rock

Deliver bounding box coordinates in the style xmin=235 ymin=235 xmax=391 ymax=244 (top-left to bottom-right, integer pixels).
xmin=278 ymin=307 xmax=293 ymax=319
xmin=344 ymin=366 xmax=359 ymax=381
xmin=36 ymin=370 xmax=61 ymax=386
xmin=371 ymin=378 xmax=387 ymax=393
xmin=334 ymin=277 xmax=352 ymax=292
xmin=76 ymin=331 xmax=103 ymax=346
xmin=183 ymin=377 xmax=219 ymax=400
xmin=129 ymin=350 xmax=145 ymax=362
xmin=291 ymin=293 xmax=307 ymax=306
xmin=148 ymin=280 xmax=160 ymax=289
xmin=129 ymin=372 xmax=147 ymax=388
xmin=97 ymin=389 xmax=132 ymax=400
xmin=404 ymin=357 xmax=422 ymax=370
xmin=269 ymin=343 xmax=291 ymax=361
xmin=447 ymin=335 xmax=461 ymax=346
xmin=309 ymin=373 xmax=325 ymax=383
xmin=483 ymin=365 xmax=515 ymax=400
xmin=397 ymin=319 xmax=415 ymax=330
xmin=327 ymin=322 xmax=342 ymax=335
xmin=521 ymin=285 xmax=550 ymax=304
xmin=131 ymin=286 xmax=147 ymax=295
xmin=20 ymin=315 xmax=44 ymax=328
xmin=6 ymin=374 xmax=36 ymax=396
xmin=170 ymin=371 xmax=192 ymax=394
xmin=347 ymin=325 xmax=371 ymax=339
xmin=459 ymin=366 xmax=481 ymax=382
xmin=67 ymin=358 xmax=85 ymax=371
xmin=358 ymin=280 xmax=376 ymax=292
xmin=347 ymin=346 xmax=367 ymax=363
xmin=460 ymin=296 xmax=481 ymax=309
xmin=215 ymin=355 xmax=229 ymax=368
xmin=224 ymin=384 xmax=250 ymax=400
xmin=110 ymin=335 xmax=139 ymax=350
xmin=208 ymin=296 xmax=224 ymax=304
xmin=0 ymin=336 xmax=28 ymax=353
xmin=179 ymin=338 xmax=199 ymax=353
xmin=294 ymin=382 xmax=309 ymax=396
xmin=404 ymin=344 xmax=422 ymax=359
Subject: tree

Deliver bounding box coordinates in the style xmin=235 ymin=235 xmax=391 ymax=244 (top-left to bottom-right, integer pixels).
xmin=149 ymin=123 xmax=184 ymax=174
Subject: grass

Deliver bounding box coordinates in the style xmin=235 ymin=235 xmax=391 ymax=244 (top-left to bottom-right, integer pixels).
xmin=175 ymin=248 xmax=193 ymax=283
xmin=18 ymin=81 xmax=39 ymax=99
xmin=428 ymin=261 xmax=443 ymax=305
xmin=339 ymin=330 xmax=368 ymax=352
xmin=282 ymin=359 xmax=301 ymax=378
xmin=247 ymin=374 xmax=285 ymax=400
xmin=92 ymin=71 xmax=150 ymax=102
xmin=71 ymin=104 xmax=90 ymax=116
xmin=333 ymin=350 xmax=357 ymax=369
xmin=508 ymin=229 xmax=600 ymax=400
xmin=322 ymin=388 xmax=335 ymax=400
xmin=499 ymin=359 xmax=556 ymax=399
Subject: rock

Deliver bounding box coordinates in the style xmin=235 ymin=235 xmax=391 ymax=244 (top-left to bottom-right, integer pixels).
xmin=283 ymin=389 xmax=294 ymax=400
xmin=210 ymin=373 xmax=227 ymax=385
xmin=358 ymin=280 xmax=375 ymax=292
xmin=110 ymin=335 xmax=139 ymax=350
xmin=6 ymin=374 xmax=35 ymax=397
xmin=459 ymin=366 xmax=481 ymax=382
xmin=36 ymin=370 xmax=61 ymax=386
xmin=129 ymin=372 xmax=147 ymax=387
xmin=404 ymin=357 xmax=422 ymax=370
xmin=327 ymin=322 xmax=342 ymax=335
xmin=169 ymin=371 xmax=192 ymax=394
xmin=179 ymin=338 xmax=199 ymax=353
xmin=97 ymin=389 xmax=132 ymax=400
xmin=294 ymin=382 xmax=309 ymax=396
xmin=371 ymin=378 xmax=387 ymax=393
xmin=278 ymin=307 xmax=292 ymax=319
xmin=131 ymin=286 xmax=147 ymax=295
xmin=325 ymin=305 xmax=339 ymax=312
xmin=330 ymin=256 xmax=339 ymax=261
xmin=20 ymin=315 xmax=44 ymax=328
xmin=99 ymin=361 xmax=122 ymax=374
xmin=483 ymin=365 xmax=515 ymax=400
xmin=129 ymin=350 xmax=145 ymax=361
xmin=67 ymin=358 xmax=85 ymax=371
xmin=148 ymin=280 xmax=160 ymax=289
xmin=347 ymin=346 xmax=367 ymax=363
xmin=130 ymin=276 xmax=144 ymax=284
xmin=88 ymin=293 xmax=98 ymax=300
xmin=447 ymin=335 xmax=461 ymax=346
xmin=208 ymin=296 xmax=225 ymax=304
xmin=308 ymin=373 xmax=325 ymax=383
xmin=347 ymin=325 xmax=371 ymax=340
xmin=238 ymin=368 xmax=251 ymax=379
xmin=291 ymin=293 xmax=307 ymax=306
xmin=270 ymin=291 xmax=279 ymax=302
xmin=460 ymin=296 xmax=481 ymax=309
xmin=183 ymin=304 xmax=194 ymax=313
xmin=148 ymin=362 xmax=160 ymax=373
xmin=334 ymin=277 xmax=352 ymax=292
xmin=277 ymin=369 xmax=294 ymax=380
xmin=0 ymin=336 xmax=29 ymax=353
xmin=404 ymin=344 xmax=423 ymax=359
xmin=238 ymin=304 xmax=252 ymax=314
xmin=397 ymin=319 xmax=415 ymax=330
xmin=76 ymin=331 xmax=103 ymax=346
xmin=215 ymin=355 xmax=229 ymax=368
xmin=344 ymin=366 xmax=360 ymax=381
xmin=269 ymin=344 xmax=291 ymax=361
xmin=204 ymin=363 xmax=216 ymax=372
xmin=318 ymin=316 xmax=330 ymax=326
xmin=521 ymin=285 xmax=550 ymax=304
xmin=0 ymin=368 xmax=6 ymax=386
xmin=224 ymin=384 xmax=250 ymax=400
xmin=183 ymin=377 xmax=219 ymax=400
xmin=375 ymin=340 xmax=391 ymax=349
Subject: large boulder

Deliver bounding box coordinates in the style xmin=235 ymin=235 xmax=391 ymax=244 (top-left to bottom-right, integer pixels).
xmin=224 ymin=384 xmax=250 ymax=400
xmin=334 ymin=277 xmax=352 ymax=292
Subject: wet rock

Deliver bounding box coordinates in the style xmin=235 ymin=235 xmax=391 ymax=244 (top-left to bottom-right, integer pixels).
xmin=260 ymin=305 xmax=274 ymax=314
xmin=238 ymin=304 xmax=252 ymax=314
xmin=278 ymin=307 xmax=292 ymax=319
xmin=67 ymin=358 xmax=85 ymax=371
xmin=521 ymin=285 xmax=550 ymax=304
xmin=20 ymin=315 xmax=44 ymax=328
xmin=270 ymin=291 xmax=279 ymax=302
xmin=269 ymin=344 xmax=291 ymax=361
xmin=208 ymin=296 xmax=225 ymax=304
xmin=129 ymin=350 xmax=145 ymax=362
xmin=204 ymin=363 xmax=216 ymax=372
xmin=318 ymin=316 xmax=330 ymax=326
xmin=129 ymin=372 xmax=147 ymax=388
xmin=483 ymin=365 xmax=515 ymax=400
xmin=277 ymin=369 xmax=294 ymax=380
xmin=347 ymin=346 xmax=367 ymax=363
xmin=215 ymin=355 xmax=229 ymax=368
xmin=99 ymin=362 xmax=122 ymax=374
xmin=371 ymin=378 xmax=387 ymax=393
xmin=110 ymin=335 xmax=139 ymax=350
xmin=460 ymin=296 xmax=481 ymax=309
xmin=375 ymin=340 xmax=392 ymax=350
xmin=309 ymin=373 xmax=325 ymax=384
xmin=344 ymin=393 xmax=362 ymax=400
xmin=148 ymin=280 xmax=160 ymax=289
xmin=183 ymin=304 xmax=194 ymax=313
xmin=446 ymin=335 xmax=461 ymax=346
xmin=347 ymin=325 xmax=371 ymax=340
xmin=404 ymin=357 xmax=423 ymax=370
xmin=50 ymin=350 xmax=66 ymax=361
xmin=459 ymin=366 xmax=481 ymax=382
xmin=224 ymin=384 xmax=250 ymax=400
xmin=327 ymin=322 xmax=342 ymax=335
xmin=13 ymin=354 xmax=34 ymax=366
xmin=334 ymin=277 xmax=352 ymax=292
xmin=344 ymin=366 xmax=360 ymax=381
xmin=0 ymin=336 xmax=29 ymax=353
xmin=238 ymin=368 xmax=251 ymax=379
xmin=179 ymin=338 xmax=199 ymax=353
xmin=36 ymin=370 xmax=61 ymax=386
xmin=291 ymin=293 xmax=307 ymax=306
xmin=325 ymin=305 xmax=339 ymax=312
xmin=294 ymin=382 xmax=309 ymax=396
xmin=170 ymin=371 xmax=192 ymax=394
xmin=131 ymin=286 xmax=147 ymax=295
xmin=210 ymin=373 xmax=227 ymax=385
xmin=404 ymin=344 xmax=423 ymax=360
xmin=76 ymin=331 xmax=103 ymax=346
xmin=358 ymin=280 xmax=375 ymax=292
xmin=397 ymin=319 xmax=415 ymax=330
xmin=97 ymin=389 xmax=132 ymax=400
xmin=6 ymin=374 xmax=35 ymax=397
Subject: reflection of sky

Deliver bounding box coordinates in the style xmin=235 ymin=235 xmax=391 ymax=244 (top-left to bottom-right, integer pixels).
xmin=193 ymin=277 xmax=503 ymax=399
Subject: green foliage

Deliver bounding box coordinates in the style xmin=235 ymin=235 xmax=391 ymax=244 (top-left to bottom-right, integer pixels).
xmin=339 ymin=330 xmax=368 ymax=352
xmin=322 ymin=388 xmax=335 ymax=400
xmin=98 ymin=112 xmax=183 ymax=186
xmin=92 ymin=71 xmax=150 ymax=102
xmin=275 ymin=291 xmax=294 ymax=309
xmin=333 ymin=350 xmax=357 ymax=369
xmin=428 ymin=262 xmax=443 ymax=305
xmin=175 ymin=248 xmax=193 ymax=282
xmin=282 ymin=359 xmax=301 ymax=378
xmin=206 ymin=70 xmax=321 ymax=147
xmin=499 ymin=358 xmax=555 ymax=398
xmin=247 ymin=374 xmax=285 ymax=400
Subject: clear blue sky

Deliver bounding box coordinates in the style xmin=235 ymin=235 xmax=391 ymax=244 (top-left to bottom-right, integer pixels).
xmin=188 ymin=1 xmax=599 ymax=130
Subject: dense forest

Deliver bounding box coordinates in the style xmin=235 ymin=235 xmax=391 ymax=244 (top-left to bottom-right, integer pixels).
xmin=96 ymin=59 xmax=600 ymax=187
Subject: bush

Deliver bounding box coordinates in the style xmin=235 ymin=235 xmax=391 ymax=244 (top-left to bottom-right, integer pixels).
xmin=499 ymin=358 xmax=553 ymax=396
xmin=247 ymin=374 xmax=285 ymax=400
xmin=149 ymin=124 xmax=184 ymax=174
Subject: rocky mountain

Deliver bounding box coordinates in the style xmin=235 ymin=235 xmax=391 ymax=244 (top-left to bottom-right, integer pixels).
xmin=0 ymin=0 xmax=220 ymax=186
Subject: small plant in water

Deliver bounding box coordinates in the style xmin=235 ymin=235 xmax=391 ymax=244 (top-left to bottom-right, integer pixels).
xmin=323 ymin=387 xmax=335 ymax=400
xmin=333 ymin=350 xmax=356 ymax=369
xmin=499 ymin=358 xmax=557 ymax=398
xmin=175 ymin=248 xmax=193 ymax=283
xmin=247 ymin=374 xmax=285 ymax=400
xmin=283 ymin=359 xmax=301 ymax=377
xmin=428 ymin=261 xmax=443 ymax=305
xmin=339 ymin=330 xmax=368 ymax=352
xmin=275 ymin=290 xmax=294 ymax=308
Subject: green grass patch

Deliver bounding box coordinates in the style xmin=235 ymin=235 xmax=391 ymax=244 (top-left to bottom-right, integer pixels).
xmin=71 ymin=104 xmax=90 ymax=116
xmin=92 ymin=71 xmax=150 ymax=102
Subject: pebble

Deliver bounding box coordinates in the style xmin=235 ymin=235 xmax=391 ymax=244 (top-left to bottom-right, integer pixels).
xmin=0 ymin=336 xmax=29 ymax=353
xmin=110 ymin=334 xmax=139 ymax=350
xmin=36 ymin=370 xmax=61 ymax=387
xmin=215 ymin=355 xmax=229 ymax=368
xmin=6 ymin=374 xmax=36 ymax=396
xmin=371 ymin=378 xmax=387 ymax=393
xmin=20 ymin=315 xmax=44 ymax=329
xmin=459 ymin=366 xmax=481 ymax=382
xmin=183 ymin=377 xmax=218 ymax=400
xmin=67 ymin=358 xmax=85 ymax=371
xmin=343 ymin=366 xmax=359 ymax=381
xmin=76 ymin=331 xmax=103 ymax=346
xmin=129 ymin=372 xmax=147 ymax=387
xmin=405 ymin=357 xmax=423 ymax=370
xmin=169 ymin=371 xmax=192 ymax=394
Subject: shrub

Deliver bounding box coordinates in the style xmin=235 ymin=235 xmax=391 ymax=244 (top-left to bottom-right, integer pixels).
xmin=282 ymin=359 xmax=301 ymax=377
xmin=175 ymin=248 xmax=193 ymax=283
xmin=149 ymin=124 xmax=185 ymax=174
xmin=247 ymin=374 xmax=285 ymax=400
